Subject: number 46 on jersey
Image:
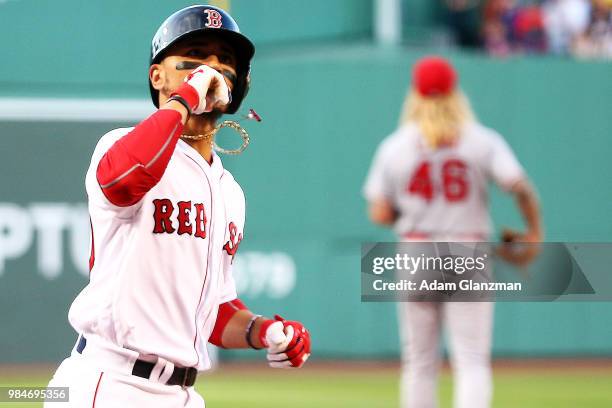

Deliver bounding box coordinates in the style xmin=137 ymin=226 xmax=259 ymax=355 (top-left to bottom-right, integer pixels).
xmin=407 ymin=159 xmax=469 ymax=202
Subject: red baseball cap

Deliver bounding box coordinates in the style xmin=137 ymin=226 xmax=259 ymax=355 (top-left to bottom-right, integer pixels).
xmin=412 ymin=56 xmax=457 ymax=96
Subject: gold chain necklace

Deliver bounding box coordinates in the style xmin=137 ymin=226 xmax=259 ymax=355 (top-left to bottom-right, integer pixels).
xmin=180 ymin=129 xmax=215 ymax=141
xmin=180 ymin=120 xmax=250 ymax=155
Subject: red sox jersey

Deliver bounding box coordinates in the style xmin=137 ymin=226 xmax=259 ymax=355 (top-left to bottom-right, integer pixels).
xmin=363 ymin=122 xmax=525 ymax=239
xmin=68 ymin=114 xmax=244 ymax=371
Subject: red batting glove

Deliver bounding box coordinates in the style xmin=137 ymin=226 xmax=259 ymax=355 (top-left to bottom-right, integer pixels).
xmin=259 ymin=315 xmax=311 ymax=368
xmin=170 ymin=65 xmax=230 ymax=115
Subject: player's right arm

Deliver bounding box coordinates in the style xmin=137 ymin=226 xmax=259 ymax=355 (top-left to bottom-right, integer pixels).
xmin=95 ymin=65 xmax=229 ymax=207
xmin=363 ymin=137 xmax=398 ymax=226
xmin=368 ymin=199 xmax=398 ymax=226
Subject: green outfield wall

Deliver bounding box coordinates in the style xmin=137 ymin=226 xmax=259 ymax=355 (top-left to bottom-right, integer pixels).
xmin=0 ymin=0 xmax=372 ymax=99
xmin=1 ymin=2 xmax=611 ymax=364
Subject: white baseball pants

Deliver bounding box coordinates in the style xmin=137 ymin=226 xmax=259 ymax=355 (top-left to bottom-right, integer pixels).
xmin=44 ymin=337 xmax=205 ymax=408
xmin=398 ymin=301 xmax=493 ymax=408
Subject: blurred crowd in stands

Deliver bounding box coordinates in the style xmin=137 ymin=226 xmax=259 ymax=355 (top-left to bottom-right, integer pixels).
xmin=443 ymin=0 xmax=612 ymax=58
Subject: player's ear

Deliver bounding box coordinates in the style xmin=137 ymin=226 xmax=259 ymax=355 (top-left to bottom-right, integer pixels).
xmin=149 ymin=64 xmax=165 ymax=91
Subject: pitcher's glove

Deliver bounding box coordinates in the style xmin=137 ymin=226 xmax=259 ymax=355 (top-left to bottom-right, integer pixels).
xmin=497 ymin=227 xmax=542 ymax=267
xmin=259 ymin=315 xmax=311 ymax=368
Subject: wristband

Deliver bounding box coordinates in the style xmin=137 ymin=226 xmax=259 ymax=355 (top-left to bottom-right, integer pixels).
xmin=167 ymin=95 xmax=192 ymax=117
xmin=245 ymin=314 xmax=263 ymax=350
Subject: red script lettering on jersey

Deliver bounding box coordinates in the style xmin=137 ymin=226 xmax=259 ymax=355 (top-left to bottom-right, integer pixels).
xmin=223 ymin=222 xmax=242 ymax=258
xmin=152 ymin=199 xmax=207 ymax=238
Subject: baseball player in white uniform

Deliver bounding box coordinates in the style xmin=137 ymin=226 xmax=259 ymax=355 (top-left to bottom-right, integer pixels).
xmin=363 ymin=56 xmax=542 ymax=408
xmin=45 ymin=5 xmax=310 ymax=407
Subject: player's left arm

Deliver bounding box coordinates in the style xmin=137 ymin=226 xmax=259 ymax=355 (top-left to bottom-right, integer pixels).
xmin=211 ymin=180 xmax=309 ymax=367
xmin=208 ymin=299 xmax=311 ymax=368
xmin=507 ymin=179 xmax=542 ymax=242
xmin=486 ymin=131 xmax=543 ymax=266
xmin=496 ymin=179 xmax=543 ymax=266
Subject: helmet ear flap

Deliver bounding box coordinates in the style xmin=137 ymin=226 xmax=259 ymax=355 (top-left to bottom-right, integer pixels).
xmin=226 ymin=67 xmax=250 ymax=114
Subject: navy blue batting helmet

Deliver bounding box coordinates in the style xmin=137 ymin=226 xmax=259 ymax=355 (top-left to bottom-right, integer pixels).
xmin=149 ymin=5 xmax=255 ymax=114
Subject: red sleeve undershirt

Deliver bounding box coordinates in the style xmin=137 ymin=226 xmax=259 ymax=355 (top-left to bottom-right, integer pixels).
xmin=96 ymin=109 xmax=184 ymax=207
xmin=209 ymin=298 xmax=248 ymax=348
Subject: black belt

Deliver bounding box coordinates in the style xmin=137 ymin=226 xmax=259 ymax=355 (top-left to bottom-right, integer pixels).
xmin=76 ymin=335 xmax=197 ymax=387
